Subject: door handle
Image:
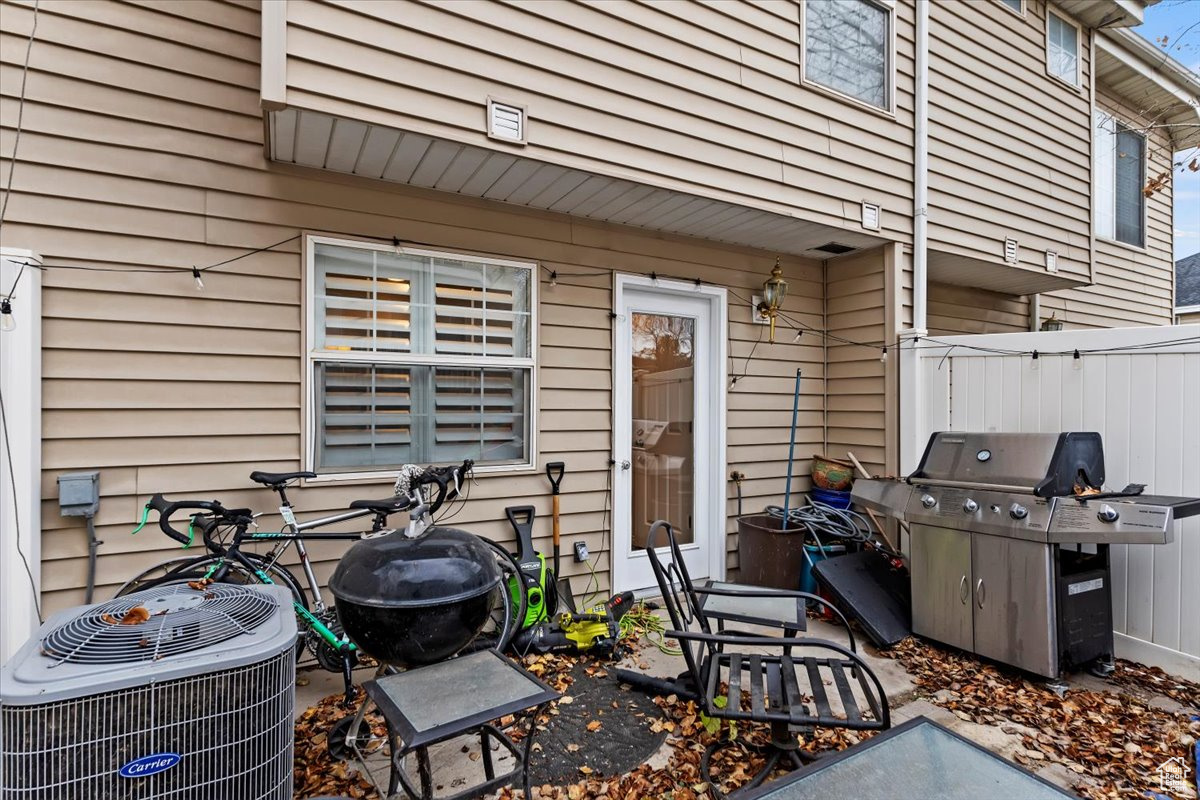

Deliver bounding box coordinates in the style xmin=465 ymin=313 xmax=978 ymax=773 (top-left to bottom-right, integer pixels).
xmin=618 ymin=460 xmax=631 ymax=470
xmin=975 ymin=578 xmax=985 ymax=609
xmin=958 ymin=575 xmax=969 ymax=604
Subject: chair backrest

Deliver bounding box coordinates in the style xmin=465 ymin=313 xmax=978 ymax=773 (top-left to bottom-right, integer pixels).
xmin=645 ymin=520 xmax=712 ymax=686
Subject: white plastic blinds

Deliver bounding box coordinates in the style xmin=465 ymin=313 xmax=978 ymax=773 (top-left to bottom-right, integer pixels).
xmin=804 ymin=0 xmax=890 ymax=110
xmin=1093 ymin=112 xmax=1145 ymax=248
xmin=312 ymin=242 xmax=533 ymax=472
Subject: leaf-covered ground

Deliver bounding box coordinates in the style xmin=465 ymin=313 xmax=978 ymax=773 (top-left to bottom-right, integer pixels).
xmin=293 ymin=637 xmax=1199 ymax=800
xmin=881 ymin=637 xmax=1200 ymax=800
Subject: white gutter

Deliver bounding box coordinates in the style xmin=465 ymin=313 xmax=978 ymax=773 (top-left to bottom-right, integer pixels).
xmin=913 ymin=0 xmax=929 ymax=333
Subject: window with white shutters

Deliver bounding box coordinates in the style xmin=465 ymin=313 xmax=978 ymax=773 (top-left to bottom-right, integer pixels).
xmin=307 ymin=238 xmax=535 ymax=474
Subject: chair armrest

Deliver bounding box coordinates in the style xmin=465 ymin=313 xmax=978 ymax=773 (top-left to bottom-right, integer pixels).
xmin=694 ymin=586 xmax=857 ymax=652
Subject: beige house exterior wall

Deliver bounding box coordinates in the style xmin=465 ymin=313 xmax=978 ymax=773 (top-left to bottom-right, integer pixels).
xmin=278 ymin=0 xmax=918 ymax=244
xmin=1 ymin=0 xmax=1188 ymax=613
xmin=0 ymin=0 xmax=826 ymax=614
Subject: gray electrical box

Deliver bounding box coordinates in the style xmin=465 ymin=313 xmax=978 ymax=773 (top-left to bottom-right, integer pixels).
xmin=58 ymin=471 xmax=99 ymax=517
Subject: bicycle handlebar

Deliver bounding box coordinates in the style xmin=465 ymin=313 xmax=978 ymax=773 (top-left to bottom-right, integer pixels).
xmin=412 ymin=459 xmax=473 ymax=515
xmin=146 ymin=493 xmax=231 ymax=546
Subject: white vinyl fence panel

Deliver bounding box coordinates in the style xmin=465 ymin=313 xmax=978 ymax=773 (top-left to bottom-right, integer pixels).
xmin=913 ymin=326 xmax=1200 ymax=677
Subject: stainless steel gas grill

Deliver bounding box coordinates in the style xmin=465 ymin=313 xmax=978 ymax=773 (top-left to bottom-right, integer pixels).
xmin=852 ymin=432 xmax=1200 ymax=679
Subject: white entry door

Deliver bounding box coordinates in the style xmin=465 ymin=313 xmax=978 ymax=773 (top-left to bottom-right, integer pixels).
xmin=612 ymin=275 xmax=727 ymax=593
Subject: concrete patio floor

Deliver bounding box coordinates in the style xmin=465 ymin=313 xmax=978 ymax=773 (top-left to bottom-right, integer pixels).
xmin=294 ymin=611 xmax=1195 ymax=799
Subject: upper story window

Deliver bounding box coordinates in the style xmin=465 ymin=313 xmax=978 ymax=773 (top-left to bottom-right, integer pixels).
xmin=1093 ymin=113 xmax=1146 ymax=248
xmin=997 ymin=0 xmax=1024 ymax=14
xmin=803 ymin=0 xmax=893 ymax=111
xmin=307 ymin=237 xmax=536 ymax=475
xmin=1046 ymin=11 xmax=1080 ymax=85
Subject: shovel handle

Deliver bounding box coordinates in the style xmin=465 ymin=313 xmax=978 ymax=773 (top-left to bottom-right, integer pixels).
xmin=552 ymin=495 xmax=561 ymax=547
xmin=546 ymin=461 xmax=565 ymax=494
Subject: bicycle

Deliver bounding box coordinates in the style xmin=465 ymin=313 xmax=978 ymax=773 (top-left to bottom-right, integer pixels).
xmin=126 ymin=461 xmax=527 ymax=701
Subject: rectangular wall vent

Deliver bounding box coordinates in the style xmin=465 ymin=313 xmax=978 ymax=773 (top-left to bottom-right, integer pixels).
xmin=487 ymin=99 xmax=526 ymax=144
xmin=1044 ymin=250 xmax=1058 ymax=272
xmin=813 ymin=242 xmax=857 ymax=255
xmin=1004 ymin=238 xmax=1019 ymax=264
xmin=861 ymin=202 xmax=881 ymax=231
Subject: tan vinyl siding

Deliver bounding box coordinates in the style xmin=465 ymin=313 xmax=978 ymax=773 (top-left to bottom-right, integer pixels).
xmin=281 ymin=0 xmax=916 ymax=241
xmin=1039 ymin=89 xmax=1176 ymax=328
xmin=927 ymin=282 xmax=1031 ymax=336
xmin=0 ymin=0 xmax=823 ymax=613
xmin=927 ymin=0 xmax=1092 ymax=282
xmin=824 ymin=248 xmax=889 ymax=476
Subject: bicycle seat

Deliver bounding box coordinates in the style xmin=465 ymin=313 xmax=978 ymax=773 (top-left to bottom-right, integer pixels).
xmin=349 ymin=496 xmax=413 ymax=515
xmin=249 ymin=470 xmax=318 ymax=486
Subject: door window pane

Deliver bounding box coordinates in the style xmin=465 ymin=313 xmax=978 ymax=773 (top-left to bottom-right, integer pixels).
xmin=805 ymin=0 xmax=890 ymax=109
xmin=631 ymin=313 xmax=695 ymax=549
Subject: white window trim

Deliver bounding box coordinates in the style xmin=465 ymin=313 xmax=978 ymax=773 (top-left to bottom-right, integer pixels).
xmin=799 ymin=0 xmax=897 ymax=116
xmin=303 ymin=234 xmax=539 ymax=482
xmin=1092 ymin=112 xmax=1149 ymax=253
xmin=996 ymin=0 xmax=1026 ymax=17
xmin=1045 ymin=9 xmax=1082 ymax=88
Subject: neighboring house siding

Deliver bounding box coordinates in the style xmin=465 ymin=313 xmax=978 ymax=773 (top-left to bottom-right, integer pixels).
xmin=281 ymin=0 xmax=916 ymax=242
xmin=927 ymin=0 xmax=1093 ymax=284
xmin=0 ymin=0 xmax=823 ymax=613
xmin=1178 ymin=310 xmax=1200 ymax=325
xmin=1041 ymin=89 xmax=1177 ymax=328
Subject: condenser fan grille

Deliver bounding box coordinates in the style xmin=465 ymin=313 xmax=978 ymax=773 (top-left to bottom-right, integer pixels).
xmin=41 ymin=584 xmax=279 ymax=665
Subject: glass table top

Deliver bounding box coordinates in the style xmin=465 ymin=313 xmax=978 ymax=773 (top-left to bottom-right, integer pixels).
xmin=698 ymin=581 xmax=806 ymax=631
xmin=740 ymin=717 xmax=1073 ymax=799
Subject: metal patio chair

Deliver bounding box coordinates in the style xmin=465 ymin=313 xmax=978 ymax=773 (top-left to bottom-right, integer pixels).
xmin=645 ymin=520 xmax=891 ymax=796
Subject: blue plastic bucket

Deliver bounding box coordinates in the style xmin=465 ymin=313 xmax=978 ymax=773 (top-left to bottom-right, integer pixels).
xmin=799 ymin=541 xmax=846 ymax=594
xmin=810 ymin=487 xmax=852 ymax=509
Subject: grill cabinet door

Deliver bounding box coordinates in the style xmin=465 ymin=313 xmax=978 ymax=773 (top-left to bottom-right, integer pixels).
xmin=971 ymin=533 xmax=1057 ymax=678
xmin=909 ymin=524 xmax=973 ymax=652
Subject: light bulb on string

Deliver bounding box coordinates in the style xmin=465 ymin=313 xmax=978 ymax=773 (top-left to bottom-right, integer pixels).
xmin=880 ymin=347 xmax=888 ymax=364
xmin=1073 ymin=349 xmax=1082 ymax=370
xmin=792 ymin=330 xmax=803 ymax=343
xmin=191 ymin=267 xmax=205 ymax=291
xmin=0 ymin=298 xmax=14 ymax=332
xmin=549 ymin=270 xmax=558 ymax=287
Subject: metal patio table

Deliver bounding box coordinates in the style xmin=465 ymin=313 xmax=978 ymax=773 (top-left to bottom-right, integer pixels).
xmin=732 ymin=716 xmax=1075 ymax=799
xmin=364 ymin=649 xmax=559 ymax=800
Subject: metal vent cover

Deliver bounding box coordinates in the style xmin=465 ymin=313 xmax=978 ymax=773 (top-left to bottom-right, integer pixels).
xmin=487 ymin=99 xmax=526 ymax=143
xmin=41 ymin=583 xmax=278 ymax=665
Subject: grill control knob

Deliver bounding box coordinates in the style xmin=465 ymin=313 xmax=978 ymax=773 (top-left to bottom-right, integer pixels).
xmin=921 ymin=494 xmax=937 ymax=509
xmin=962 ymin=498 xmax=979 ymax=514
xmin=1097 ymin=504 xmax=1120 ymax=523
xmin=1009 ymin=503 xmax=1029 ymax=520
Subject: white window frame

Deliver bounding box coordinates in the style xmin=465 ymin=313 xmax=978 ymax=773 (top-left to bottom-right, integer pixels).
xmin=303 ymin=235 xmax=539 ymax=481
xmin=800 ymin=0 xmax=896 ymax=115
xmin=1045 ymin=9 xmax=1081 ymax=87
xmin=996 ymin=0 xmax=1025 ymax=17
xmin=1093 ymin=112 xmax=1148 ymax=251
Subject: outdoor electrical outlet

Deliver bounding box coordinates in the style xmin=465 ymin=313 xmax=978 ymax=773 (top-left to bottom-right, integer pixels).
xmin=573 ymin=541 xmax=589 ymax=562
xmin=57 ymin=471 xmax=100 ymax=517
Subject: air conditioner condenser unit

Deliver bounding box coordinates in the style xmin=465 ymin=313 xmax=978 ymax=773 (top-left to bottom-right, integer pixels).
xmin=0 ymin=583 xmax=297 ymax=799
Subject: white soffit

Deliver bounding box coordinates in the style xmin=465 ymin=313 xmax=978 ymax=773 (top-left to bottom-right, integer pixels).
xmin=1096 ymin=32 xmax=1200 ymax=149
xmin=269 ymin=108 xmax=885 ymax=258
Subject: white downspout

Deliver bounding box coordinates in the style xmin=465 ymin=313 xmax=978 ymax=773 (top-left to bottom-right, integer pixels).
xmin=900 ymin=0 xmax=930 ymax=474
xmin=1028 ymin=294 xmax=1041 ymax=332
xmin=913 ymin=0 xmax=928 ymax=333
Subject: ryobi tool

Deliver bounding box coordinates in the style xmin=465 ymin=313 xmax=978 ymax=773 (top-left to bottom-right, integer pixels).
xmin=511 ymin=591 xmax=634 ymax=656
xmin=505 ymin=505 xmax=555 ymax=627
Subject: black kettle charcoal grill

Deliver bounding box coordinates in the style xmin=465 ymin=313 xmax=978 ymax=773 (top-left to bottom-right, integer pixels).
xmin=329 ymin=526 xmax=503 ymax=666
xmin=853 ymin=432 xmax=1200 ymax=679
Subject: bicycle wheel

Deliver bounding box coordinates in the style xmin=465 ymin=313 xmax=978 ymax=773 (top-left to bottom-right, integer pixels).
xmin=123 ymin=553 xmax=309 ymax=610
xmin=114 ymin=555 xmax=218 ymax=597
xmin=464 ymin=538 xmax=526 ymax=655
